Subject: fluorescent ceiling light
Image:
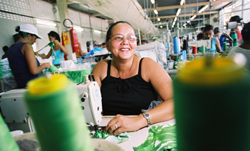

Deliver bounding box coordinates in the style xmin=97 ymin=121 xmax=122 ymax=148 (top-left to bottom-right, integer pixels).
xmin=150 ymin=0 xmax=155 ymax=4
xmin=198 ymin=5 xmax=209 ymax=13
xmin=172 ymin=21 xmax=176 ymax=28
xmin=35 ymin=19 xmax=56 ymax=27
xmin=154 ymin=10 xmax=158 ymax=15
xmin=160 ymin=26 xmax=163 ymax=28
xmin=94 ymin=30 xmax=101 ymax=34
xmin=174 ymin=17 xmax=177 ymax=22
xmin=74 ymin=25 xmax=83 ymax=31
xmin=190 ymin=14 xmax=197 ymax=20
xmin=158 ymin=18 xmax=160 ymax=21
xmin=176 ymin=8 xmax=181 ymax=16
xmin=180 ymin=0 xmax=185 ymax=5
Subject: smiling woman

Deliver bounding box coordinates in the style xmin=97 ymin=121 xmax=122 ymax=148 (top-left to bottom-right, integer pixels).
xmin=91 ymin=21 xmax=174 ymax=136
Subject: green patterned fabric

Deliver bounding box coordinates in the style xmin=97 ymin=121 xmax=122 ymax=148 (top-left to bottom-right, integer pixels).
xmin=49 ymin=65 xmax=59 ymax=72
xmin=93 ymin=130 xmax=133 ymax=144
xmin=133 ymin=124 xmax=177 ymax=151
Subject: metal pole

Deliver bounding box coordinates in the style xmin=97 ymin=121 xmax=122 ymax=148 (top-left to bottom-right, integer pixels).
xmin=177 ymin=19 xmax=179 ymax=38
xmin=138 ymin=28 xmax=141 ymax=45
xmin=242 ymin=0 xmax=244 ymax=21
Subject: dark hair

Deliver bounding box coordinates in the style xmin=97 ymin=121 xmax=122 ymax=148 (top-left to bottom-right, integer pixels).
xmin=141 ymin=39 xmax=148 ymax=44
xmin=15 ymin=26 xmax=36 ymax=38
xmin=230 ymin=15 xmax=242 ymax=23
xmin=203 ymin=24 xmax=214 ymax=32
xmin=3 ymin=46 xmax=8 ymax=52
xmin=214 ymin=27 xmax=220 ymax=35
xmin=183 ymin=39 xmax=188 ymax=50
xmin=242 ymin=22 xmax=250 ymax=41
xmin=106 ymin=21 xmax=133 ymax=42
xmin=197 ymin=33 xmax=204 ymax=40
xmin=48 ymin=31 xmax=60 ymax=42
xmin=101 ymin=42 xmax=106 ymax=46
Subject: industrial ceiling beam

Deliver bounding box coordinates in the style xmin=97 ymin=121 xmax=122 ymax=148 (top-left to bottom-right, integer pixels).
xmin=91 ymin=13 xmax=102 ymax=17
xmin=149 ymin=11 xmax=218 ymax=19
xmin=146 ymin=0 xmax=232 ymax=11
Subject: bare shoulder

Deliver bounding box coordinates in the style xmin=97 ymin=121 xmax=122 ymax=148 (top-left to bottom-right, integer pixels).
xmin=54 ymin=40 xmax=60 ymax=44
xmin=141 ymin=57 xmax=162 ymax=70
xmin=91 ymin=60 xmax=109 ymax=81
xmin=140 ymin=57 xmax=168 ymax=82
xmin=93 ymin=60 xmax=109 ymax=70
xmin=22 ymin=43 xmax=33 ymax=53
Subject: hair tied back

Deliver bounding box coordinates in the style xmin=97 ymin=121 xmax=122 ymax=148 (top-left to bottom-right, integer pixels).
xmin=15 ymin=26 xmax=20 ymax=32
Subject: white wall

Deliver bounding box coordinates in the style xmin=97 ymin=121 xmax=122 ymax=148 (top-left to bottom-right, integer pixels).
xmin=0 ymin=0 xmax=108 ymax=63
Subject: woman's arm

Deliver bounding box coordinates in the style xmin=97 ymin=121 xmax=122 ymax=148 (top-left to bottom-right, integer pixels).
xmin=55 ymin=40 xmax=68 ymax=56
xmin=105 ymin=58 xmax=174 ymax=135
xmin=23 ymin=44 xmax=51 ymax=75
xmin=35 ymin=49 xmax=52 ymax=59
xmin=78 ymin=42 xmax=84 ymax=56
xmin=215 ymin=38 xmax=222 ymax=53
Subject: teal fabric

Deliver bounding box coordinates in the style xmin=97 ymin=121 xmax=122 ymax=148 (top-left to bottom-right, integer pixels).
xmin=52 ymin=49 xmax=64 ymax=65
xmin=205 ymin=37 xmax=217 ymax=52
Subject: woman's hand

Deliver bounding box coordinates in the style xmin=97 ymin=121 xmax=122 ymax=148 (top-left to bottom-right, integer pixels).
xmin=41 ymin=62 xmax=51 ymax=69
xmin=104 ymin=114 xmax=147 ymax=135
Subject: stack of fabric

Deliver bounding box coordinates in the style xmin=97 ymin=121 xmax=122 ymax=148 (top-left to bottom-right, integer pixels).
xmin=0 ymin=58 xmax=17 ymax=92
xmin=0 ymin=58 xmax=13 ymax=79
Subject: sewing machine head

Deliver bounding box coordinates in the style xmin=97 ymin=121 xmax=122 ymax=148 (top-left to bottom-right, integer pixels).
xmin=76 ymin=77 xmax=103 ymax=126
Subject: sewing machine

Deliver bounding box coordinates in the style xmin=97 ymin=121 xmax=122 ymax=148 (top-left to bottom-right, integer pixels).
xmin=0 ymin=76 xmax=103 ymax=132
xmin=188 ymin=39 xmax=211 ymax=49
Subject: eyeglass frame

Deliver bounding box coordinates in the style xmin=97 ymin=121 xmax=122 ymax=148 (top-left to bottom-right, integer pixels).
xmin=108 ymin=34 xmax=137 ymax=43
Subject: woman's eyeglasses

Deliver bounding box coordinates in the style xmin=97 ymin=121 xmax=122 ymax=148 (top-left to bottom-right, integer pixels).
xmin=110 ymin=34 xmax=137 ymax=43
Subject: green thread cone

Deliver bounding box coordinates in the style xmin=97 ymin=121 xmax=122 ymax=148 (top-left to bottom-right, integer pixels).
xmin=231 ymin=33 xmax=238 ymax=46
xmin=24 ymin=75 xmax=94 ymax=151
xmin=223 ymin=42 xmax=227 ymax=51
xmin=173 ymin=58 xmax=250 ymax=151
xmin=201 ymin=45 xmax=205 ymax=53
xmin=0 ymin=115 xmax=20 ymax=151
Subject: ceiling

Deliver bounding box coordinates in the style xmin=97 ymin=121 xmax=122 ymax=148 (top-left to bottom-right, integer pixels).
xmin=46 ymin=0 xmax=235 ymax=32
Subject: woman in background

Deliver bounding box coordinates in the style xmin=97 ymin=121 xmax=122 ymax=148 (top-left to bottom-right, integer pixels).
xmin=228 ymin=22 xmax=250 ymax=71
xmin=36 ymin=31 xmax=68 ymax=66
xmin=8 ymin=24 xmax=50 ymax=88
xmin=203 ymin=24 xmax=222 ymax=53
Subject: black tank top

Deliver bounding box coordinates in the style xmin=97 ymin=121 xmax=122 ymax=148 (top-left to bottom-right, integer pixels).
xmin=101 ymin=58 xmax=157 ymax=115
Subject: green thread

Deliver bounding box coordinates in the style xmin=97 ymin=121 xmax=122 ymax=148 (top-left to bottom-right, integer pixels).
xmin=25 ymin=81 xmax=94 ymax=151
xmin=133 ymin=124 xmax=177 ymax=151
xmin=0 ymin=115 xmax=20 ymax=151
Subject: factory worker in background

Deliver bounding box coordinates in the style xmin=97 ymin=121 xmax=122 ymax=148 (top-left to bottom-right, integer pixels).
xmin=36 ymin=31 xmax=68 ymax=66
xmin=7 ymin=24 xmax=51 ymax=88
xmin=92 ymin=21 xmax=174 ymax=135
xmin=213 ymin=27 xmax=232 ymax=51
xmin=203 ymin=24 xmax=222 ymax=53
xmin=229 ymin=15 xmax=243 ymax=45
xmin=228 ymin=22 xmax=250 ymax=71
